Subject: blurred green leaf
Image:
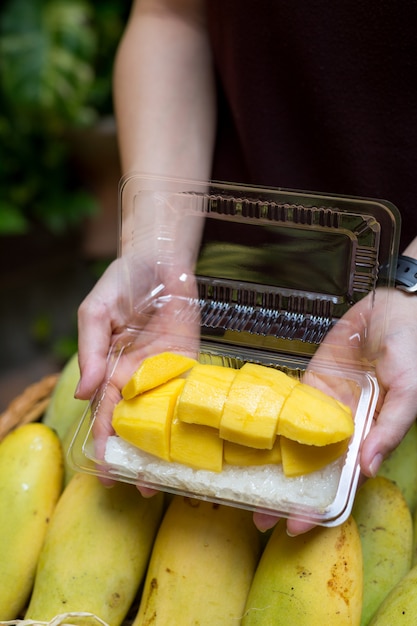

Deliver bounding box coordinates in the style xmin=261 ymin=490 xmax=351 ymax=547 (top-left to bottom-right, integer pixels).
xmin=34 ymin=190 xmax=99 ymax=234
xmin=31 ymin=313 xmax=53 ymax=345
xmin=0 ymin=202 xmax=30 ymax=234
xmin=0 ymin=0 xmax=132 ymax=236
xmin=53 ymin=334 xmax=79 ymax=362
xmin=0 ymin=0 xmax=97 ymax=130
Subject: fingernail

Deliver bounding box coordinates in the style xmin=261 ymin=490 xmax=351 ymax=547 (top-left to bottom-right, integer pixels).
xmin=369 ymin=453 xmax=383 ymax=477
xmin=74 ymin=380 xmax=81 ymax=398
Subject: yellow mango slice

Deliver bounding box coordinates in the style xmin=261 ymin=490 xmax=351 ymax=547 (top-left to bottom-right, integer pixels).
xmin=122 ymin=352 xmax=197 ymax=400
xmin=296 ymin=381 xmax=351 ymax=414
xmin=219 ymin=363 xmax=295 ymax=449
xmin=176 ymin=364 xmax=237 ymax=429
xmin=170 ymin=419 xmax=223 ymax=473
xmin=242 ymin=362 xmax=299 ymax=394
xmin=114 ymin=354 xmax=354 ymax=477
xmin=112 ymin=378 xmax=186 ymax=460
xmin=224 ymin=438 xmax=282 ymax=466
xmin=277 ymin=382 xmax=354 ymax=446
xmin=280 ymin=436 xmax=350 ymax=477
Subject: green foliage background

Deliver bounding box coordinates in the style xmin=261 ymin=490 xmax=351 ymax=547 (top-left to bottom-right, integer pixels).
xmin=0 ymin=0 xmax=131 ymax=235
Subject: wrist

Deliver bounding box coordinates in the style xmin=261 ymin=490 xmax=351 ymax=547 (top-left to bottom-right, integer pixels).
xmin=402 ymin=238 xmax=417 ymax=261
xmin=393 ymin=255 xmax=417 ymax=293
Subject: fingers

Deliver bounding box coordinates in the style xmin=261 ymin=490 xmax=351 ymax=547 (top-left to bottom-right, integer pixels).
xmin=93 ymin=380 xmax=120 ymax=446
xmin=76 ymin=298 xmax=113 ymax=400
xmin=253 ymin=511 xmax=317 ymax=536
xmin=360 ymin=386 xmax=417 ymax=478
xmin=137 ymin=486 xmax=160 ymax=498
xmin=76 ymin=260 xmax=124 ymax=400
xmin=252 ymin=512 xmax=280 ymax=533
xmin=360 ymin=298 xmax=417 ymax=477
xmin=286 ymin=517 xmax=317 ymax=536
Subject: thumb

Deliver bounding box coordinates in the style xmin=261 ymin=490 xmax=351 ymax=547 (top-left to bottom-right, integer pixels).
xmin=360 ymin=387 xmax=417 ymax=478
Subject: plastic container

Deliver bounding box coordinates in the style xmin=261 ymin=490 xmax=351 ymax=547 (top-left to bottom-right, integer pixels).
xmin=69 ymin=174 xmax=401 ymax=527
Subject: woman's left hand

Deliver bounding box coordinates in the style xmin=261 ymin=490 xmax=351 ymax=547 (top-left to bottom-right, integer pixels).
xmin=254 ymin=287 xmax=417 ymax=536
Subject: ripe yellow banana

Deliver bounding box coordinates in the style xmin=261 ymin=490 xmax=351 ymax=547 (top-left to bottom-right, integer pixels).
xmin=352 ymin=476 xmax=412 ymax=626
xmin=0 ymin=423 xmax=63 ymax=619
xmin=242 ymin=515 xmax=363 ymax=625
xmin=25 ymin=472 xmax=164 ymax=624
xmin=133 ymin=495 xmax=262 ymax=625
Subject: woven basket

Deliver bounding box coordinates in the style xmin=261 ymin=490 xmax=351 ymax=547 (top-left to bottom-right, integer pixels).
xmin=0 ymin=373 xmax=60 ymax=443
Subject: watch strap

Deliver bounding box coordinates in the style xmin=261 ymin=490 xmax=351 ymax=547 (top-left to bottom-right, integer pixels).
xmin=395 ymin=255 xmax=417 ymax=293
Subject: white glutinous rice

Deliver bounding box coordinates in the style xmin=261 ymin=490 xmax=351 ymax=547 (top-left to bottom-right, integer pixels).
xmin=104 ymin=436 xmax=344 ymax=514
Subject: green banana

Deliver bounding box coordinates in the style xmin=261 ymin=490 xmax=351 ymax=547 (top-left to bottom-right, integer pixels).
xmin=352 ymin=476 xmax=413 ymax=625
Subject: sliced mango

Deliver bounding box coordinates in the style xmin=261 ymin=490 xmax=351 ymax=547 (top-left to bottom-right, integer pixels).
xmin=170 ymin=419 xmax=223 ymax=473
xmin=280 ymin=436 xmax=350 ymax=477
xmin=242 ymin=362 xmax=299 ymax=394
xmin=114 ymin=353 xmax=354 ymax=476
xmin=224 ymin=437 xmax=282 ymax=466
xmin=296 ymin=381 xmax=351 ymax=414
xmin=277 ymin=382 xmax=354 ymax=446
xmin=121 ymin=352 xmax=197 ymax=400
xmin=219 ymin=363 xmax=294 ymax=449
xmin=176 ymin=364 xmax=237 ymax=429
xmin=112 ymin=377 xmax=186 ymax=460
xmin=219 ymin=383 xmax=272 ymax=449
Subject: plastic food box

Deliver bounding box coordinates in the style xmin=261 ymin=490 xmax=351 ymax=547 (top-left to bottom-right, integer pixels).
xmin=69 ymin=174 xmax=401 ymax=527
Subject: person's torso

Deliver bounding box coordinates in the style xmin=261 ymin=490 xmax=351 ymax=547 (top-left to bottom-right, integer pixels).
xmin=206 ymin=0 xmax=417 ymax=248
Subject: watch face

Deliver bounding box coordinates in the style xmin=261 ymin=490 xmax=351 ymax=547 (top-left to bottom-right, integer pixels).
xmin=395 ymin=256 xmax=417 ymax=293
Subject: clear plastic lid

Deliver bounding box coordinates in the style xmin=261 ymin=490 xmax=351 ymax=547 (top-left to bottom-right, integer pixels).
xmin=69 ymin=174 xmax=401 ymax=526
xmin=117 ymin=174 xmax=400 ymax=362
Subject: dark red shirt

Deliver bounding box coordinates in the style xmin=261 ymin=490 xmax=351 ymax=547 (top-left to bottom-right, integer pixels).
xmin=206 ymin=0 xmax=417 ymax=250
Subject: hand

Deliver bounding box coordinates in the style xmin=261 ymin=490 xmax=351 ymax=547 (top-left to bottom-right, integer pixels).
xmin=354 ymin=288 xmax=417 ymax=476
xmin=255 ymin=287 xmax=417 ymax=536
xmin=305 ymin=287 xmax=417 ymax=477
xmin=76 ymin=254 xmax=200 ymax=461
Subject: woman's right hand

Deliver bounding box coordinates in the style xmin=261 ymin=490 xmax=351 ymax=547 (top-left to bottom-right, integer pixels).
xmin=76 ymin=253 xmax=200 ymax=461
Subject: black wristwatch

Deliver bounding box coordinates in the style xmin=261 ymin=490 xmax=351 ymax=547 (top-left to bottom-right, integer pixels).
xmin=394 ymin=255 xmax=417 ymax=293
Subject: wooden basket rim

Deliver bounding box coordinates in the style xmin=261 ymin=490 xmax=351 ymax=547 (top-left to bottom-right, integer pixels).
xmin=0 ymin=373 xmax=60 ymax=442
